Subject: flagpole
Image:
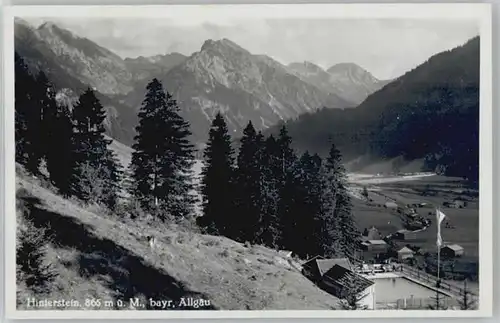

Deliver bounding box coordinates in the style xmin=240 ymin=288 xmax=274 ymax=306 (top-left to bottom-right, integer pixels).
xmin=436 ymin=206 xmax=442 ymax=308
xmin=437 ymin=206 xmax=441 ymax=282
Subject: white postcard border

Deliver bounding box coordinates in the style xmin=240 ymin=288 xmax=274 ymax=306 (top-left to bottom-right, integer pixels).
xmin=2 ymin=2 xmax=493 ymax=319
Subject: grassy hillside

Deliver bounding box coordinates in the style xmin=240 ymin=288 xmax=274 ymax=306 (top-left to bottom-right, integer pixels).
xmin=15 ymin=168 xmax=341 ymax=311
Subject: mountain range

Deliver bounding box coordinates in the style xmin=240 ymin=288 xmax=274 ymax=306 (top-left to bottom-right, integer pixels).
xmin=14 ymin=19 xmax=479 ymax=180
xmin=14 ymin=19 xmax=386 ymax=146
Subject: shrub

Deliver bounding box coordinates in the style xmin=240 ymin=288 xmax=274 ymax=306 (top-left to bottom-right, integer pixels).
xmin=16 ymin=214 xmax=57 ymax=294
xmin=72 ymin=162 xmax=118 ymax=210
xmin=115 ymin=198 xmax=146 ymax=220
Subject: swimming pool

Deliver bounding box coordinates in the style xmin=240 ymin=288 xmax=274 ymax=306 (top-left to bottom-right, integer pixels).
xmin=373 ymin=277 xmax=448 ymax=303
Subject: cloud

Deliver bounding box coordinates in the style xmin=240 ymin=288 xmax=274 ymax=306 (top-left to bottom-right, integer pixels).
xmin=22 ymin=17 xmax=478 ymax=79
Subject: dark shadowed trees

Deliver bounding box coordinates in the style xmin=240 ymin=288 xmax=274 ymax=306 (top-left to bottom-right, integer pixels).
xmin=130 ymin=78 xmax=195 ymax=218
xmin=235 ymin=121 xmax=264 ymax=242
xmin=292 ymin=152 xmax=323 ymax=258
xmin=71 ymin=88 xmax=122 ymax=209
xmin=15 ymin=53 xmax=43 ymax=174
xmin=199 ymin=112 xmax=236 ymax=236
xmin=45 ymin=102 xmax=75 ymax=196
xmin=319 ymin=143 xmax=360 ymax=259
xmin=256 ymin=135 xmax=282 ymax=248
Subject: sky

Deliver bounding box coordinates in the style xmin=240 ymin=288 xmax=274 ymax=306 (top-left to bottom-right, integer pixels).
xmin=23 ymin=17 xmax=479 ymax=80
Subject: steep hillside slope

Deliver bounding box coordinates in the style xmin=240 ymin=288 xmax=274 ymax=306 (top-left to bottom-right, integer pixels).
xmin=268 ymin=37 xmax=479 ymax=180
xmin=16 ymin=171 xmax=341 ymax=310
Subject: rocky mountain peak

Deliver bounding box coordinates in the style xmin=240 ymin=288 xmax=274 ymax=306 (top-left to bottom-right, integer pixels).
xmin=327 ymin=62 xmax=379 ymax=83
xmin=200 ymin=38 xmax=250 ymax=55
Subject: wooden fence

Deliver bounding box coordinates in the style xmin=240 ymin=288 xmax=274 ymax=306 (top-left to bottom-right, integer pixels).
xmin=400 ymin=264 xmax=478 ymax=298
xmin=376 ymin=297 xmax=462 ymax=310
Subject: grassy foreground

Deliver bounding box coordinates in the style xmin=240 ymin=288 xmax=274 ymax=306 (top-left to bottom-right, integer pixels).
xmin=15 ymin=170 xmax=341 ymax=311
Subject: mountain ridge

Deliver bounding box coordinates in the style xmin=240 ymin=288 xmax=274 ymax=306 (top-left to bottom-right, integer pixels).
xmin=287 ymin=61 xmax=391 ymax=105
xmin=15 ymin=20 xmax=358 ymax=146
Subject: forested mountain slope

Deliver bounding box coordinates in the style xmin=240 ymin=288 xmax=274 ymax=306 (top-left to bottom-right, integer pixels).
xmin=269 ymin=37 xmax=479 ymax=181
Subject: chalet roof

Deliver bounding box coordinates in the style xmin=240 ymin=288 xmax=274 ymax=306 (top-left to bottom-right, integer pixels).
xmin=366 ymin=240 xmax=387 ymax=245
xmin=443 ymin=244 xmax=464 ymax=251
xmin=316 ymin=258 xmax=352 ymax=275
xmin=301 ymin=256 xmax=353 ymax=277
xmin=323 ymin=265 xmax=374 ymax=292
xmin=397 ymin=246 xmax=414 ymax=254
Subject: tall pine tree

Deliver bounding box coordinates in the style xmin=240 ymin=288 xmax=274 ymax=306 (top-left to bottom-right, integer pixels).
xmin=32 ymin=72 xmax=57 ymax=168
xmin=235 ymin=121 xmax=263 ymax=242
xmin=45 ymin=102 xmax=75 ymax=196
xmin=276 ymin=125 xmax=300 ymax=250
xmin=292 ymin=152 xmax=323 ymax=258
xmin=257 ymin=135 xmax=283 ymax=248
xmin=199 ymin=112 xmax=236 ymax=236
xmin=15 ymin=52 xmax=31 ymax=165
xmin=71 ymin=88 xmax=121 ymax=209
xmin=14 ymin=53 xmax=42 ymax=174
xmin=319 ymin=143 xmax=360 ymax=259
xmin=131 ymin=78 xmax=194 ymax=218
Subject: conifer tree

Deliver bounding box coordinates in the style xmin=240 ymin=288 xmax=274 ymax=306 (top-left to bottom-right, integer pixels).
xmin=256 ymin=135 xmax=282 ymax=248
xmin=15 ymin=53 xmax=43 ymax=174
xmin=338 ymin=276 xmax=368 ymax=310
xmin=101 ymin=149 xmax=123 ymax=210
xmin=276 ymin=125 xmax=299 ymax=250
xmin=71 ymin=88 xmax=121 ymax=209
xmin=276 ymin=125 xmax=297 ymax=180
xmin=32 ymin=72 xmax=57 ymax=166
xmin=199 ymin=112 xmax=235 ymax=236
xmin=319 ymin=143 xmax=360 ymax=259
xmin=45 ymin=102 xmax=75 ymax=196
xmin=131 ymin=79 xmax=194 ymax=217
xmin=15 ymin=53 xmax=33 ymax=165
xmin=292 ymin=152 xmax=323 ymax=258
xmin=235 ymin=121 xmax=263 ymax=242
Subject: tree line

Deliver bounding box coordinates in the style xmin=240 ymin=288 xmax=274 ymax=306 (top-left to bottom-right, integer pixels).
xmin=15 ymin=53 xmax=122 ymax=209
xmin=199 ymin=117 xmax=360 ymax=259
xmin=15 ymin=52 xmax=360 ymax=260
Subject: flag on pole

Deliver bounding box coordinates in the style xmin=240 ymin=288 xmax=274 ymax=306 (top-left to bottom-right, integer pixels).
xmin=436 ymin=209 xmax=446 ymax=247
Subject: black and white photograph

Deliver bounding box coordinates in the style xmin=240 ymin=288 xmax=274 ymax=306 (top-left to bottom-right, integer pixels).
xmin=2 ymin=3 xmax=493 ymax=319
